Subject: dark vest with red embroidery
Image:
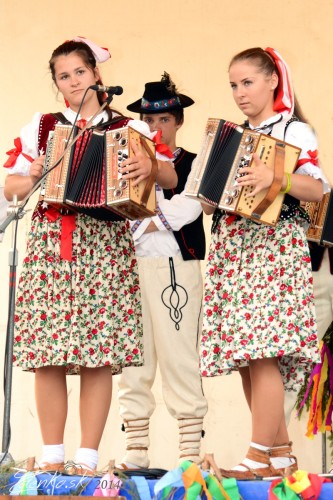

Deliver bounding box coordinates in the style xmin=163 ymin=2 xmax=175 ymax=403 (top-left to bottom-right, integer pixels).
xmin=37 ymin=112 xmax=130 ymax=152
xmin=163 ymin=149 xmax=206 ymax=260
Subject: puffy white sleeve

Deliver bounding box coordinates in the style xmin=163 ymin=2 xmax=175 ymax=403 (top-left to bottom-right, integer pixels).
xmin=4 ymin=112 xmax=42 ymax=176
xmin=152 ymin=190 xmax=202 ymax=232
xmin=285 ymin=121 xmax=330 ymax=193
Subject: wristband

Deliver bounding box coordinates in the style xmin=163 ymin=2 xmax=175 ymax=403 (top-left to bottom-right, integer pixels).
xmin=280 ymin=172 xmax=292 ymax=194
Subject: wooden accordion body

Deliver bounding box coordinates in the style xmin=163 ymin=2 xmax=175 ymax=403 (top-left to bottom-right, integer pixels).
xmin=105 ymin=125 xmax=156 ymax=219
xmin=185 ymin=118 xmax=301 ymax=226
xmin=40 ymin=123 xmax=156 ymax=220
xmin=41 ymin=124 xmax=72 ymax=207
xmin=304 ymin=190 xmax=333 ymax=246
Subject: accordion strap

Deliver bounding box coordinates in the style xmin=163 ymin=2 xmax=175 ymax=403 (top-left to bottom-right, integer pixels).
xmin=51 ymin=112 xmax=72 ymax=125
xmin=101 ymin=114 xmax=128 ymax=129
xmin=251 ymin=141 xmax=285 ymax=219
xmin=139 ymin=137 xmax=158 ymax=207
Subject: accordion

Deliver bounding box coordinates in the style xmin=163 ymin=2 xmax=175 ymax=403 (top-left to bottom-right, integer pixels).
xmin=304 ymin=190 xmax=333 ymax=246
xmin=185 ymin=118 xmax=301 ymax=226
xmin=40 ymin=123 xmax=157 ymax=220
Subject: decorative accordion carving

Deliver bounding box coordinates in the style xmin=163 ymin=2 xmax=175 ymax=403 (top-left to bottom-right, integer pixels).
xmin=41 ymin=123 xmax=156 ymax=220
xmin=185 ymin=118 xmax=301 ymax=226
xmin=304 ymin=190 xmax=333 ymax=246
xmin=105 ymin=125 xmax=156 ymax=219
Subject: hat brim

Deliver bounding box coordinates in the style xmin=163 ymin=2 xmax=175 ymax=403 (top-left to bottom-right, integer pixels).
xmin=127 ymin=94 xmax=194 ymax=114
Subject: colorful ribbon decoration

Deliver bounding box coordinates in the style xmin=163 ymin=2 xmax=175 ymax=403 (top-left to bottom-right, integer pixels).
xmin=269 ymin=470 xmax=329 ymax=500
xmin=153 ymin=466 xmax=184 ymax=498
xmin=153 ymin=460 xmax=241 ymax=500
xmin=10 ymin=471 xmax=38 ymax=496
xmin=297 ymin=339 xmax=333 ymax=439
xmin=181 ymin=460 xmax=212 ymax=499
xmin=130 ymin=476 xmax=152 ymax=499
xmin=4 ymin=137 xmax=34 ymax=168
xmin=205 ymin=475 xmax=241 ymax=500
xmin=45 ymin=207 xmax=76 ymax=262
xmin=152 ymin=130 xmax=174 ymax=159
xmin=10 ymin=458 xmax=38 ymax=496
xmin=220 ymin=478 xmax=241 ymax=500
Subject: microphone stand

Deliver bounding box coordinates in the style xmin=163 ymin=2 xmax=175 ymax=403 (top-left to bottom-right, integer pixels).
xmin=0 ymin=196 xmax=21 ymax=466
xmin=0 ymin=90 xmax=116 ymax=466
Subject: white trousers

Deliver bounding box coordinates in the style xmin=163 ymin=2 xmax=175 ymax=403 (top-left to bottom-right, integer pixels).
xmin=118 ymin=255 xmax=207 ymax=419
xmin=285 ymin=249 xmax=333 ymax=422
xmin=311 ymin=250 xmax=333 ymax=340
xmin=118 ymin=255 xmax=208 ymax=465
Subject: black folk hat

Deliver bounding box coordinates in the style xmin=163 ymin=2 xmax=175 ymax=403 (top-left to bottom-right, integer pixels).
xmin=127 ymin=72 xmax=194 ymax=114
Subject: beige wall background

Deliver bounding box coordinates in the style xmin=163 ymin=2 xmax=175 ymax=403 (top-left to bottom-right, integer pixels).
xmin=0 ymin=0 xmax=332 ymax=473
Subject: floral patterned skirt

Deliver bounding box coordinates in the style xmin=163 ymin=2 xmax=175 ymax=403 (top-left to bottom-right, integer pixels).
xmin=200 ymin=215 xmax=320 ymax=391
xmin=13 ymin=213 xmax=143 ymax=375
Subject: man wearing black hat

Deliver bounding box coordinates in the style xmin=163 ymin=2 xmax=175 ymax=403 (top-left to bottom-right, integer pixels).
xmin=117 ymin=72 xmax=208 ymax=469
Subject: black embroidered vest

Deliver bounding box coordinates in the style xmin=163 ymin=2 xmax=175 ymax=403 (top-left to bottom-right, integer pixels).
xmin=163 ymin=149 xmax=206 ymax=260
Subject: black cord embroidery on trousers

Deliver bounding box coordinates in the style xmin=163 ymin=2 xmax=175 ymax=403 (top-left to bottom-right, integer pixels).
xmin=161 ymin=257 xmax=188 ymax=331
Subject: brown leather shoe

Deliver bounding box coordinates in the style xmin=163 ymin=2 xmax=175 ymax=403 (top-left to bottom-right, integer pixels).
xmin=64 ymin=461 xmax=97 ymax=477
xmin=219 ymin=446 xmax=282 ymax=480
xmin=270 ymin=441 xmax=298 ymax=476
xmin=219 ymin=465 xmax=279 ymax=480
xmin=34 ymin=462 xmax=65 ymax=473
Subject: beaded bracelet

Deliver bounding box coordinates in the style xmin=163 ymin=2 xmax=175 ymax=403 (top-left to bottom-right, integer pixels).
xmin=280 ymin=172 xmax=292 ymax=194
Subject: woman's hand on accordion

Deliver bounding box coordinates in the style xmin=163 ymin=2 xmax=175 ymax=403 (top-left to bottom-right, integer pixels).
xmin=29 ymin=155 xmax=45 ymax=183
xmin=4 ymin=155 xmax=46 ymax=201
xmin=235 ymin=153 xmax=274 ymax=197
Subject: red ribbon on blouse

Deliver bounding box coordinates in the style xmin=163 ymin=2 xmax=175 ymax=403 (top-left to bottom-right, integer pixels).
xmin=152 ymin=130 xmax=174 ymax=159
xmin=4 ymin=137 xmax=34 ymax=168
xmin=76 ymin=118 xmax=87 ymax=129
xmin=296 ymin=149 xmax=319 ymax=168
xmin=44 ymin=207 xmax=76 ymax=262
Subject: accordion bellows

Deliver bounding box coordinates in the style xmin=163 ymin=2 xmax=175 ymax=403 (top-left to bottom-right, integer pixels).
xmin=185 ymin=118 xmax=301 ymax=226
xmin=41 ymin=124 xmax=156 ymax=220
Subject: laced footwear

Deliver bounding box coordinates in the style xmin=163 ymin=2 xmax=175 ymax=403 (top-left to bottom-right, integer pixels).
xmin=270 ymin=441 xmax=298 ymax=476
xmin=34 ymin=462 xmax=65 ymax=473
xmin=64 ymin=461 xmax=98 ymax=477
xmin=115 ymin=462 xmax=145 ymax=471
xmin=178 ymin=417 xmax=204 ymax=465
xmin=219 ymin=446 xmax=282 ymax=480
xmin=121 ymin=418 xmax=150 ymax=468
xmin=21 ymin=456 xmax=64 ymax=474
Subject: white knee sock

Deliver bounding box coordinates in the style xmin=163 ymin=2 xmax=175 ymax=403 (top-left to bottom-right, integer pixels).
xmin=270 ymin=444 xmax=296 ymax=469
xmin=74 ymin=448 xmax=98 ymax=470
xmin=232 ymin=442 xmax=270 ymax=472
xmin=39 ymin=444 xmax=65 ymax=466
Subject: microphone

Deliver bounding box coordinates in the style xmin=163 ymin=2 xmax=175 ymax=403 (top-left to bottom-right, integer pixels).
xmin=90 ymin=84 xmax=123 ymax=95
